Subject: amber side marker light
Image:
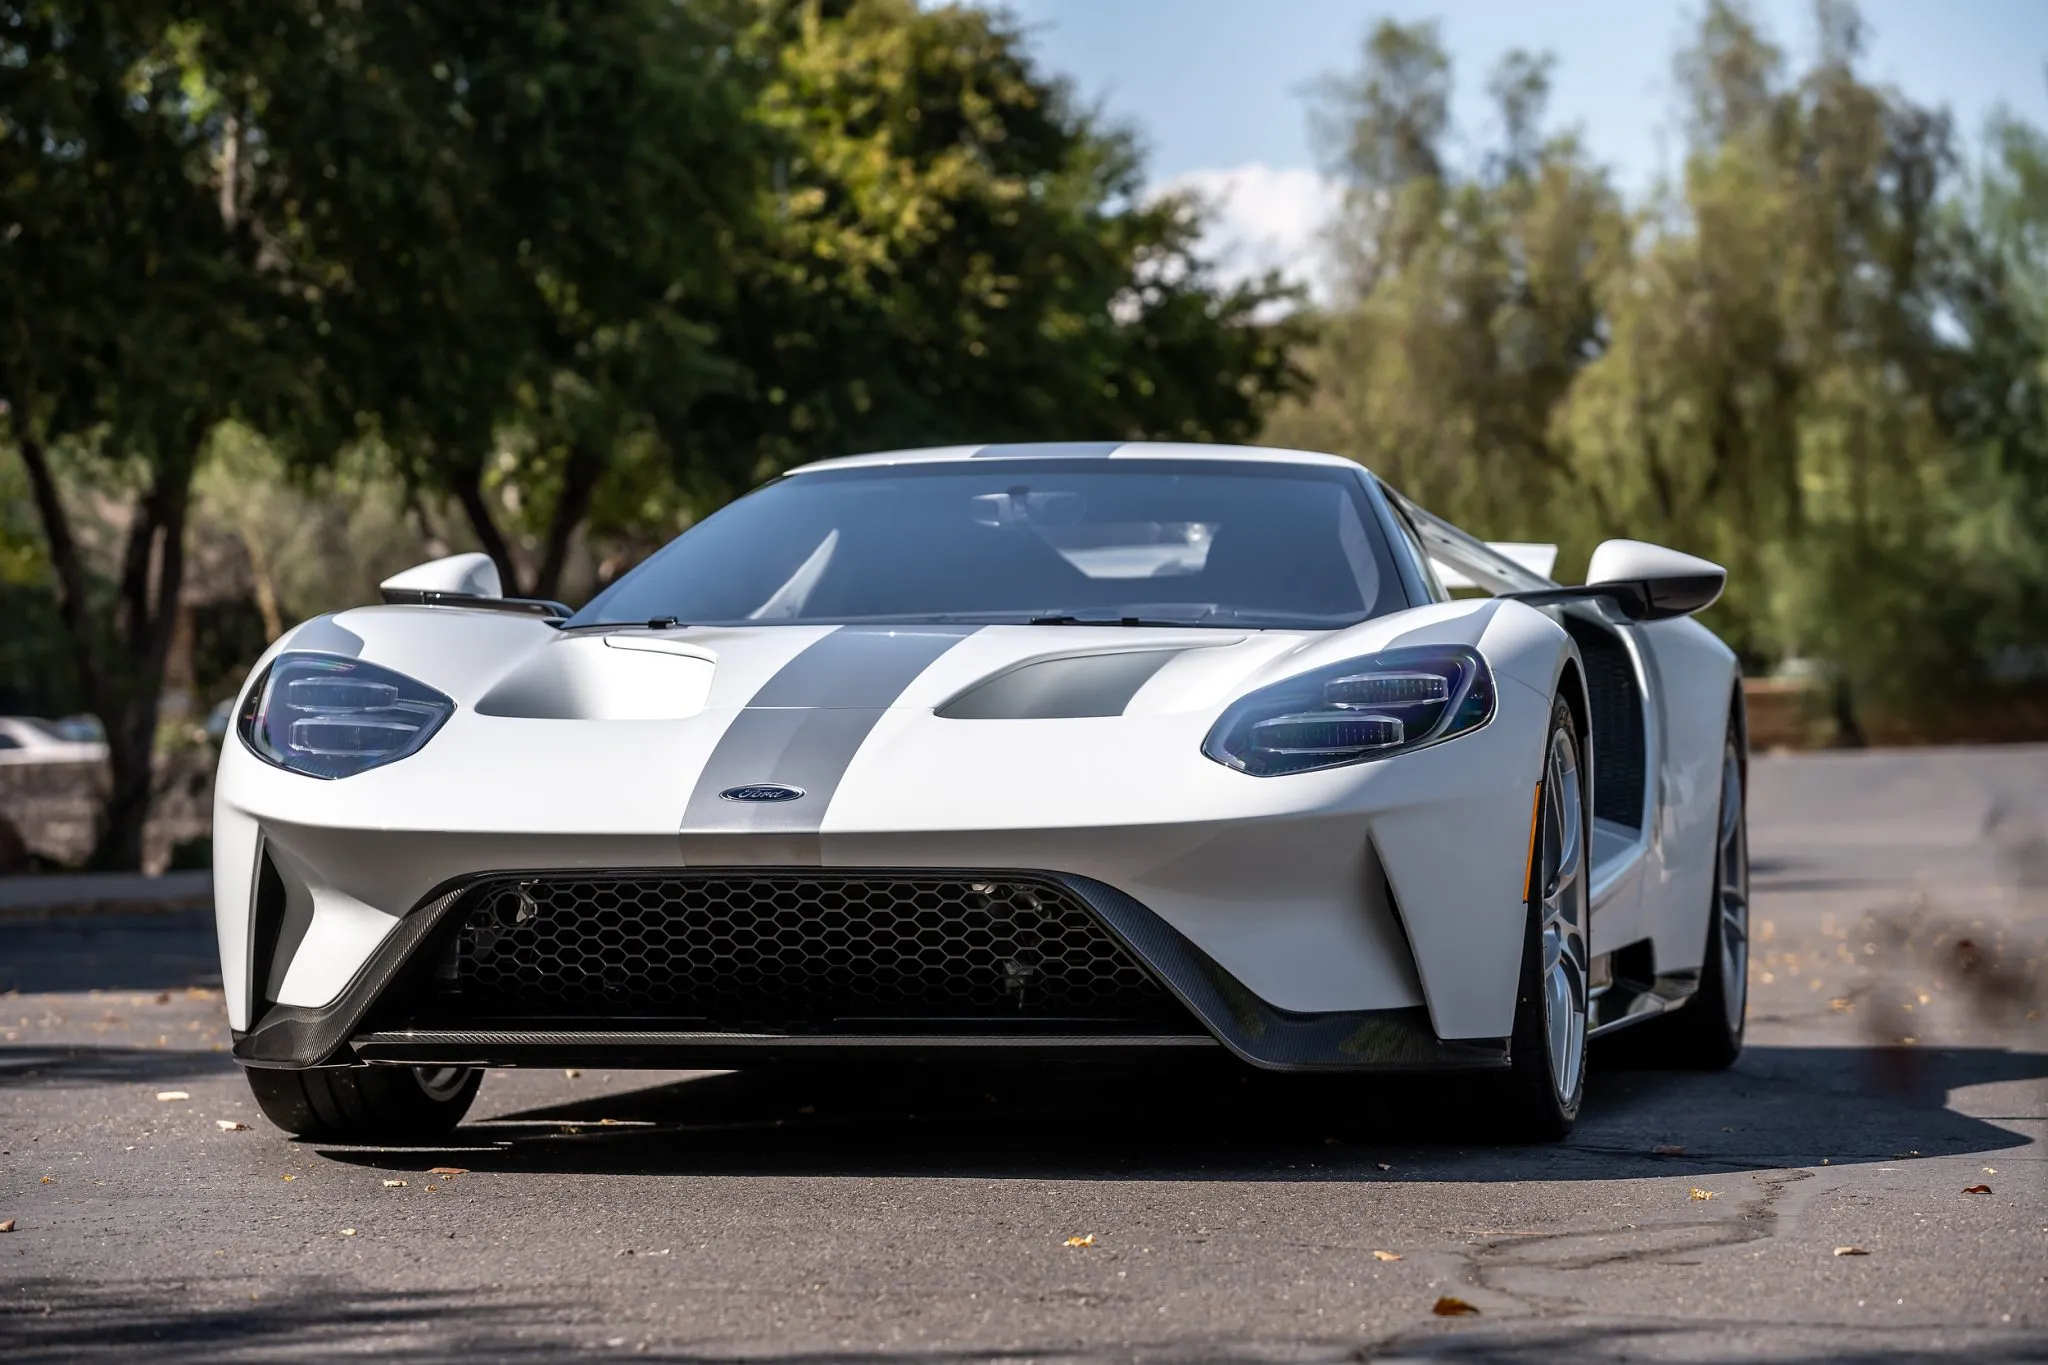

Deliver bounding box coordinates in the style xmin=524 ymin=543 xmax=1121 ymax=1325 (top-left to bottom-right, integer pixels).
xmin=1522 ymin=781 xmax=1544 ymax=901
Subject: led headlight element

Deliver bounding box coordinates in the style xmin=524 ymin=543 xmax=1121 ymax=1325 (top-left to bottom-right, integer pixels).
xmin=1204 ymin=645 xmax=1494 ymax=776
xmin=237 ymin=653 xmax=454 ymax=779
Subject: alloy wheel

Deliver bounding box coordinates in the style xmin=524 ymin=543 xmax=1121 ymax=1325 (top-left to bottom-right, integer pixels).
xmin=1538 ymin=726 xmax=1590 ymax=1106
xmin=1716 ymin=744 xmax=1750 ymax=1033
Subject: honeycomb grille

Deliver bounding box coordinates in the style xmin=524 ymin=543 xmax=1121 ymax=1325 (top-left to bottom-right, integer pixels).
xmin=425 ymin=872 xmax=1188 ymax=1027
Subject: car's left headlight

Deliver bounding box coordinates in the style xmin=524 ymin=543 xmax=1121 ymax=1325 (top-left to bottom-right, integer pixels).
xmin=236 ymin=652 xmax=455 ymax=779
xmin=1203 ymin=644 xmax=1495 ymax=776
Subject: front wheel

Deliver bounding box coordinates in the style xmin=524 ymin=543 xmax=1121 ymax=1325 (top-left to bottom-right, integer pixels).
xmin=245 ymin=1064 xmax=482 ymax=1141
xmin=1497 ymin=698 xmax=1591 ymax=1140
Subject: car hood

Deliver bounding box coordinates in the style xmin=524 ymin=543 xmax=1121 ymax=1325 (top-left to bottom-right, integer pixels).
xmin=269 ymin=599 xmax=1539 ymax=725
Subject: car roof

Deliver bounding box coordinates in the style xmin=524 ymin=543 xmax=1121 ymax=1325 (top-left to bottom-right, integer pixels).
xmin=787 ymin=441 xmax=1366 ymax=475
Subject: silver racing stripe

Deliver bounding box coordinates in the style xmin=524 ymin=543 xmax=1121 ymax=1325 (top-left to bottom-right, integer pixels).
xmin=680 ymin=625 xmax=980 ymax=861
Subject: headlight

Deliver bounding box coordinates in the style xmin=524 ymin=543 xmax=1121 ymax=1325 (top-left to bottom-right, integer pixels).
xmin=237 ymin=652 xmax=455 ymax=779
xmin=1203 ymin=645 xmax=1495 ymax=776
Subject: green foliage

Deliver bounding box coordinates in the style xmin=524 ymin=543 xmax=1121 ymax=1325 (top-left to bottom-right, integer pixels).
xmin=1274 ymin=2 xmax=2048 ymax=726
xmin=684 ymin=0 xmax=1305 ymax=493
xmin=0 ymin=0 xmax=1303 ymax=862
xmin=0 ymin=0 xmax=312 ymax=865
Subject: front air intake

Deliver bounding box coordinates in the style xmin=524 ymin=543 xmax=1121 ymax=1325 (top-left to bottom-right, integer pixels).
xmin=408 ymin=871 xmax=1194 ymax=1030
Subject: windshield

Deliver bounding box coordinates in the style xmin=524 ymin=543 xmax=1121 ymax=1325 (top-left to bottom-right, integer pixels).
xmin=570 ymin=459 xmax=1406 ymax=629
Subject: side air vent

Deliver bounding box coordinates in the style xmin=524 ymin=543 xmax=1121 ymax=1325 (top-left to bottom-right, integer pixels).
xmin=1565 ymin=620 xmax=1647 ymax=830
xmin=249 ymin=848 xmax=289 ymax=1009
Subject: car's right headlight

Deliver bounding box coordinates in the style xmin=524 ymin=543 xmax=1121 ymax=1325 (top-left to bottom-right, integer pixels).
xmin=1202 ymin=644 xmax=1495 ymax=776
xmin=237 ymin=652 xmax=455 ymax=779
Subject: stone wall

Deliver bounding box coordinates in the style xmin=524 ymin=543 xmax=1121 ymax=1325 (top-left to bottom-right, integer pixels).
xmin=0 ymin=749 xmax=215 ymax=874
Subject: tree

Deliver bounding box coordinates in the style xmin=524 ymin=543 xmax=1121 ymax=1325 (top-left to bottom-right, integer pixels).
xmin=1273 ymin=20 xmax=1624 ymax=541
xmin=1275 ymin=1 xmax=2048 ymax=734
xmin=0 ymin=2 xmax=313 ymax=867
xmin=223 ymin=0 xmax=767 ymax=601
xmin=609 ymin=0 xmax=1310 ymax=559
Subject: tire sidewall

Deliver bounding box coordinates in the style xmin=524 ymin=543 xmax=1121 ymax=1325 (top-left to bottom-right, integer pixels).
xmin=1507 ymin=697 xmax=1589 ymax=1135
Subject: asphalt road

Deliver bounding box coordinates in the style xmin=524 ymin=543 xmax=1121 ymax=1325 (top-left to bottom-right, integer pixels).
xmin=3 ymin=746 xmax=2044 ymax=1363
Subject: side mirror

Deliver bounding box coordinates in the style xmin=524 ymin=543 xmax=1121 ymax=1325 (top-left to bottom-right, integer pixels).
xmin=377 ymin=554 xmax=572 ymax=620
xmin=1583 ymin=539 xmax=1725 ymax=620
xmin=381 ymin=552 xmax=502 ymax=601
xmin=1504 ymin=539 xmax=1724 ymax=622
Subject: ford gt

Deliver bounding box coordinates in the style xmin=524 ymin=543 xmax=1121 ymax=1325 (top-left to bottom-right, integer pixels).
xmin=213 ymin=441 xmax=1748 ymax=1141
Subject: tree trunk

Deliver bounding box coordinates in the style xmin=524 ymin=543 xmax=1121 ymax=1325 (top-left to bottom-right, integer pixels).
xmin=532 ymin=439 xmax=602 ymax=603
xmin=1829 ymin=676 xmax=1867 ymax=750
xmin=92 ymin=466 xmax=192 ymax=870
xmin=235 ymin=514 xmax=285 ymax=641
xmin=451 ymin=465 xmax=525 ymax=597
xmin=13 ymin=419 xmax=194 ymax=870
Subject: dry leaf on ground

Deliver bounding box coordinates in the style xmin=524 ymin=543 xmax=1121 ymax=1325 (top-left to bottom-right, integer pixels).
xmin=1376 ymin=1162 xmax=1393 ymax=1171
xmin=1833 ymin=1246 xmax=1869 ymax=1256
xmin=0 ymin=1219 xmax=15 ymax=1233
xmin=1653 ymin=1145 xmax=1686 ymax=1155
xmin=339 ymin=1228 xmax=357 ymax=1237
xmin=280 ymin=1174 xmax=294 ymax=1182
xmin=1962 ymin=1184 xmax=1992 ymax=1194
xmin=1064 ymin=1234 xmax=1096 ymax=1248
xmin=382 ymin=1180 xmax=408 ymax=1188
xmin=215 ymin=1120 xmax=250 ymax=1132
xmin=1689 ymin=1188 xmax=1718 ymax=1200
xmin=428 ymin=1166 xmax=468 ymax=1176
xmin=1371 ymin=1250 xmax=1402 ymax=1262
xmin=155 ymin=1091 xmax=189 ymax=1102
xmin=1431 ymin=1296 xmax=1480 ymax=1316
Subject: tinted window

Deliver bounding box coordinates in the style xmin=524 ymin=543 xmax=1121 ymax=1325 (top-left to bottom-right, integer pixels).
xmin=0 ymin=732 xmax=18 ymax=750
xmin=572 ymin=460 xmax=1404 ymax=629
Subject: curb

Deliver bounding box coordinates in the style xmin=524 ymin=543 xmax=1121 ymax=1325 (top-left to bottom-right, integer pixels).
xmin=0 ymin=870 xmax=212 ymax=920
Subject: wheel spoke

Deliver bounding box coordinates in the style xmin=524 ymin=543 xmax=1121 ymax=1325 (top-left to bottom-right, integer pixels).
xmin=1721 ymin=901 xmax=1748 ymax=941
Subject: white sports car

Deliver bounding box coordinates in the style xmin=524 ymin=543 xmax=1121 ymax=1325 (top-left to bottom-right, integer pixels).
xmin=213 ymin=442 xmax=1748 ymax=1142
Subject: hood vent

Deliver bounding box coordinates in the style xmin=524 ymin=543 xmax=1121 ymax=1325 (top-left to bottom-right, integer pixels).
xmin=937 ymin=649 xmax=1181 ymax=720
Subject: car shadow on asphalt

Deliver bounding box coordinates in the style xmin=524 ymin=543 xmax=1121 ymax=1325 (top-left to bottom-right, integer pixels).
xmin=0 ymin=1043 xmax=237 ymax=1089
xmin=314 ymin=1043 xmax=2044 ymax=1183
xmin=7 ymin=1275 xmax=2042 ymax=1365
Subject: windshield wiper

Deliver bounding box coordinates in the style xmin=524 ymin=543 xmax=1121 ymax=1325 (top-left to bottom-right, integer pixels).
xmin=558 ymin=616 xmax=686 ymax=633
xmin=1026 ymin=614 xmax=1203 ymax=628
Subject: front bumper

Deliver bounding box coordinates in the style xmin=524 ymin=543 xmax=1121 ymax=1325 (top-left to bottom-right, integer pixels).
xmin=232 ymin=869 xmax=1507 ymax=1075
xmin=213 ymin=668 xmax=1552 ymax=1048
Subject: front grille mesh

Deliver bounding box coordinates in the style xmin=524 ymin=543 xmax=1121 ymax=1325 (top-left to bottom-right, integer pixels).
xmin=423 ymin=872 xmax=1188 ymax=1027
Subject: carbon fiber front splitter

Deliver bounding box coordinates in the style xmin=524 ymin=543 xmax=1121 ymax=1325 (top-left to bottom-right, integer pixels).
xmin=231 ymin=870 xmax=1509 ymax=1075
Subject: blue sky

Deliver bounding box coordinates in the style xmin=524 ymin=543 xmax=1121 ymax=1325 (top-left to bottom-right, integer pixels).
xmin=986 ymin=1 xmax=2048 ymax=289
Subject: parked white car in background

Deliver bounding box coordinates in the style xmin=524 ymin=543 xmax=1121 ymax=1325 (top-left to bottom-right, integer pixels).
xmin=0 ymin=716 xmax=108 ymax=767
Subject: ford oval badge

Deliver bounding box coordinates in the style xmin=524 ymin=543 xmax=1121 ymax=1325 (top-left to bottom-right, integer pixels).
xmin=719 ymin=783 xmax=806 ymax=803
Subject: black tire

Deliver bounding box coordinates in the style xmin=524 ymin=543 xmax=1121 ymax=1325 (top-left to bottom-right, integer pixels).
xmin=1634 ymin=724 xmax=1748 ymax=1069
xmin=244 ymin=1064 xmax=482 ymax=1141
xmin=1498 ymin=697 xmax=1591 ymax=1141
